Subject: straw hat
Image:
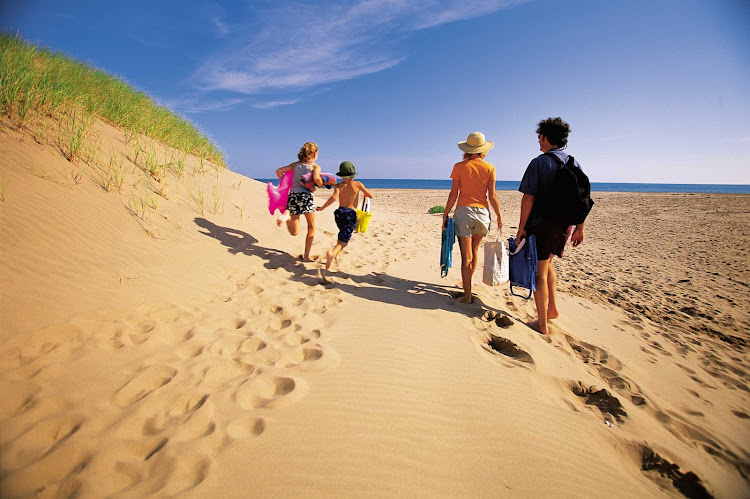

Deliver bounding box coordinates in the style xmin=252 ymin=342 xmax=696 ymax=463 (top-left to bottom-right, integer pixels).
xmin=458 ymin=131 xmax=494 ymax=153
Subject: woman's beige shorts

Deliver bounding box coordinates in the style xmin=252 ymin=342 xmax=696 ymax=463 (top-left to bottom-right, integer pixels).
xmin=454 ymin=205 xmax=490 ymax=238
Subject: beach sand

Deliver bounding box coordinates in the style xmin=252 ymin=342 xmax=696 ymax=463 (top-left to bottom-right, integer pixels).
xmin=1 ymin=117 xmax=748 ymax=497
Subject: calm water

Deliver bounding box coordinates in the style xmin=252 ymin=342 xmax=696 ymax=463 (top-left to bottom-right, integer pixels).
xmin=255 ymin=178 xmax=750 ymax=194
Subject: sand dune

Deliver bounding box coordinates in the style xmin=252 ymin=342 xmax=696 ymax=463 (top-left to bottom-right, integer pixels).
xmin=1 ymin=117 xmax=748 ymax=497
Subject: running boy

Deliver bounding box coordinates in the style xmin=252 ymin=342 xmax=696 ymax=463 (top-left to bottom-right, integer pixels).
xmin=316 ymin=161 xmax=373 ymax=275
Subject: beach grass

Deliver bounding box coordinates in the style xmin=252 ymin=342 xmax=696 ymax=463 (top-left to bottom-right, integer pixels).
xmin=428 ymin=205 xmax=445 ymax=214
xmin=0 ymin=32 xmax=225 ymax=167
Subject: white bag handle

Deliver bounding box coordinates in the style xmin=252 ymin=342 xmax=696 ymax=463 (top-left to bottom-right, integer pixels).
xmin=509 ymin=237 xmax=526 ymax=256
xmin=361 ymin=197 xmax=371 ymax=213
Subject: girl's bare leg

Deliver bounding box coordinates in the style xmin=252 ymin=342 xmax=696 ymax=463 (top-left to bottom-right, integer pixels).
xmin=302 ymin=212 xmax=316 ymax=261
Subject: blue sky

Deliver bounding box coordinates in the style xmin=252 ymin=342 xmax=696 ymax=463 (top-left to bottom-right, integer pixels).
xmin=3 ymin=0 xmax=749 ymax=183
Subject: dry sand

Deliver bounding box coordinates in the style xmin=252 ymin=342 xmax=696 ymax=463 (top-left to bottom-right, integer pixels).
xmin=1 ymin=117 xmax=748 ymax=497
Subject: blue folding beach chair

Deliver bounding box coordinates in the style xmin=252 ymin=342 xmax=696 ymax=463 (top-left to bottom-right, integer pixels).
xmin=440 ymin=217 xmax=455 ymax=278
xmin=507 ymin=235 xmax=537 ymax=299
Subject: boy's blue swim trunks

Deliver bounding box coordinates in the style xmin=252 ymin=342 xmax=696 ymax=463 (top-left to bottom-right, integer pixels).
xmin=334 ymin=207 xmax=358 ymax=243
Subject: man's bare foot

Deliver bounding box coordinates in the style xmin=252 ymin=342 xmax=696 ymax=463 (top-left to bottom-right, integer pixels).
xmin=325 ymin=251 xmax=333 ymax=271
xmin=456 ymin=295 xmax=473 ymax=304
xmin=547 ymin=309 xmax=560 ymax=320
xmin=301 ymin=255 xmax=317 ymax=262
xmin=276 ymin=212 xmax=291 ymax=226
xmin=527 ymin=319 xmax=549 ymax=335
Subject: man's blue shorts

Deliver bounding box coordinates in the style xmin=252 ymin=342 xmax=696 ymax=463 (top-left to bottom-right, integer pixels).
xmin=334 ymin=207 xmax=358 ymax=243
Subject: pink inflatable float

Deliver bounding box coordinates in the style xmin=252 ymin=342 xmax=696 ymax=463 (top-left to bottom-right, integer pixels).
xmin=267 ymin=171 xmax=292 ymax=215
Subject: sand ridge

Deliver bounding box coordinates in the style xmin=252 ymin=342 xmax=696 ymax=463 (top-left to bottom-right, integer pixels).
xmin=1 ymin=118 xmax=749 ymax=497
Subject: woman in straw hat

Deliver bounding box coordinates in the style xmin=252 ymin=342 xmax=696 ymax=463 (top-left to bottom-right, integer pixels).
xmin=442 ymin=132 xmax=503 ymax=303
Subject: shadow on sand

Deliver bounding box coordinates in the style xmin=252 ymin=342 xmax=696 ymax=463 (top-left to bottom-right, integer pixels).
xmin=194 ymin=217 xmax=498 ymax=318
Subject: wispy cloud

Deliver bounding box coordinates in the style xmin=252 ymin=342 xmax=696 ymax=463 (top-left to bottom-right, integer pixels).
xmin=253 ymin=99 xmax=304 ymax=109
xmin=195 ymin=0 xmax=525 ymax=97
xmin=205 ymin=3 xmax=229 ymax=37
xmin=165 ymin=96 xmax=247 ymax=114
xmin=211 ymin=16 xmax=229 ymax=37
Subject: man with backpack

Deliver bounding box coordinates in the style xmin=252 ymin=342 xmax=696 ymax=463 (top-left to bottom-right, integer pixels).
xmin=515 ymin=117 xmax=593 ymax=335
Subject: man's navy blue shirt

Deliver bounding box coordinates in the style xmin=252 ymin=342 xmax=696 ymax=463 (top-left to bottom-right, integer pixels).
xmin=519 ymin=148 xmax=581 ymax=227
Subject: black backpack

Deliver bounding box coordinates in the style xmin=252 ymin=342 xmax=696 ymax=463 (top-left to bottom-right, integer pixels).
xmin=537 ymin=153 xmax=594 ymax=225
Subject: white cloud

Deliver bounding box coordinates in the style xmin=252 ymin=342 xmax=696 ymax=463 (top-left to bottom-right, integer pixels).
xmin=211 ymin=15 xmax=229 ymax=37
xmin=204 ymin=2 xmax=230 ymax=37
xmin=165 ymin=97 xmax=246 ymax=114
xmin=253 ymin=99 xmax=304 ymax=109
xmin=195 ymin=0 xmax=525 ymax=96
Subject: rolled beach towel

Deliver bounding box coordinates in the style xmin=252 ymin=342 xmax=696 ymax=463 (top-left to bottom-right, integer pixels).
xmin=440 ymin=217 xmax=455 ymax=278
xmin=300 ymin=172 xmax=337 ymax=191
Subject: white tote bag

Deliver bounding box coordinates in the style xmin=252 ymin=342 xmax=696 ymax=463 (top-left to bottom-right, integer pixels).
xmin=483 ymin=230 xmax=509 ymax=286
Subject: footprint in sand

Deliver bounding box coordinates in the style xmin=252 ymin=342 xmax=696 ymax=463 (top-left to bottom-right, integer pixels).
xmin=233 ymin=373 xmax=308 ymax=410
xmin=570 ymin=382 xmax=628 ymax=423
xmin=565 ymin=335 xmax=647 ymax=404
xmin=114 ymin=365 xmax=178 ymax=407
xmin=226 ymin=416 xmax=266 ymax=439
xmin=1 ymin=413 xmax=85 ymax=472
xmin=116 ymin=391 xmax=215 ymax=444
xmin=2 ymin=442 xmax=91 ymax=497
xmin=617 ymin=318 xmax=644 ymax=331
xmin=147 ymin=305 xmax=197 ymax=325
xmin=640 ymin=446 xmax=713 ymax=499
xmin=211 ymin=295 xmax=233 ymax=303
xmin=252 ymin=314 xmax=286 ymax=335
xmin=484 ymin=335 xmax=535 ymax=368
xmin=650 ymin=340 xmax=673 ymax=356
xmin=205 ymin=335 xmax=244 ymax=356
xmin=273 ymin=345 xmax=327 ymax=369
xmin=1 ymin=383 xmax=41 ymax=418
xmin=193 ymin=357 xmax=255 ymax=391
xmin=647 ymin=407 xmax=732 ymax=462
xmin=132 ymin=451 xmax=211 ymax=496
xmin=240 ymin=336 xmax=267 ymax=353
xmin=171 ymin=408 xmax=216 ymax=443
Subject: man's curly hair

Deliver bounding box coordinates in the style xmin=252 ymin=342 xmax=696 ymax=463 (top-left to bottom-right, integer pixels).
xmin=536 ymin=117 xmax=571 ymax=148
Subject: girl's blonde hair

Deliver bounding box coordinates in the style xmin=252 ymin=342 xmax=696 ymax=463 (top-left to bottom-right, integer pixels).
xmin=463 ymin=152 xmax=486 ymax=160
xmin=298 ymin=142 xmax=318 ymax=162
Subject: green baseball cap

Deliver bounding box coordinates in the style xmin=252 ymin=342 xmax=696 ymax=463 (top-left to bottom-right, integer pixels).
xmin=337 ymin=161 xmax=357 ymax=178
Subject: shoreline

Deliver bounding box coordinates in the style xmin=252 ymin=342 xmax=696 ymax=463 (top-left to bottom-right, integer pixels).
xmin=255 ymin=178 xmax=750 ymax=194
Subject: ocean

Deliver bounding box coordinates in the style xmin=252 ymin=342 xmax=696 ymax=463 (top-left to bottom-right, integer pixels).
xmin=254 ymin=178 xmax=750 ymax=194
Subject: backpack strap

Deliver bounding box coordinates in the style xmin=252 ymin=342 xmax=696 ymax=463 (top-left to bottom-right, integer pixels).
xmin=544 ymin=152 xmax=575 ymax=167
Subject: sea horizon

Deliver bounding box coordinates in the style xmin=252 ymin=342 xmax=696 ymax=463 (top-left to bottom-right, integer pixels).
xmin=254 ymin=178 xmax=750 ymax=194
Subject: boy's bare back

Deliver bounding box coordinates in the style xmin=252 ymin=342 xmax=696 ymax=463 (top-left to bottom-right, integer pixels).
xmin=337 ymin=180 xmax=372 ymax=209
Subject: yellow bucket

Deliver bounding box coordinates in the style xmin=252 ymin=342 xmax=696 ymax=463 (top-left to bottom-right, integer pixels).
xmin=355 ymin=210 xmax=373 ymax=233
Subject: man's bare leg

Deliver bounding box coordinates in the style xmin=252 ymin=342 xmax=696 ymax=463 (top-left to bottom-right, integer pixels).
xmin=531 ymin=259 xmax=551 ymax=334
xmin=546 ymin=256 xmax=560 ymax=320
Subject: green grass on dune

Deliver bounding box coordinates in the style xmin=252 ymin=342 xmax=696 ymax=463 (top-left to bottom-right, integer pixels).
xmin=0 ymin=32 xmax=225 ymax=167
